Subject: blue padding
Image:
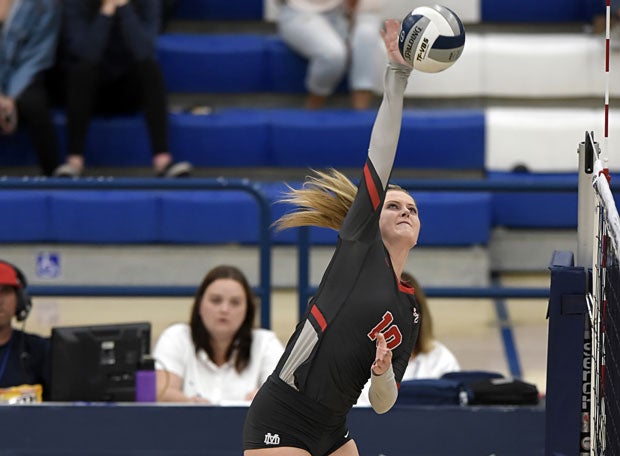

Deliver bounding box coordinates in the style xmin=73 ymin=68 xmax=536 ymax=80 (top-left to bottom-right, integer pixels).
xmin=0 ymin=192 xmax=50 ymax=241
xmin=397 ymin=110 xmax=485 ymax=170
xmin=265 ymin=37 xmax=307 ymax=93
xmin=0 ymin=108 xmax=485 ymax=171
xmin=0 ymin=130 xmax=41 ymax=166
xmin=49 ymin=192 xmax=159 ymax=243
xmin=157 ymin=34 xmax=269 ymax=93
xmin=262 ymin=182 xmax=340 ymax=245
xmin=414 ymin=192 xmax=491 ymax=246
xmin=270 ymin=109 xmax=485 ymax=170
xmin=160 ymin=191 xmax=259 ymax=243
xmin=488 ymin=172 xmax=577 ymax=228
xmin=173 ymin=0 xmax=263 ymax=20
xmin=270 ymin=109 xmax=374 ymax=168
xmin=545 ymin=263 xmax=587 ymax=456
xmin=0 ymin=112 xmax=151 ymax=167
xmin=79 ymin=115 xmax=152 ymax=166
xmin=481 ymin=0 xmax=590 ymax=22
xmin=169 ymin=110 xmax=271 ymax=166
xmin=264 ymin=183 xmax=491 ymax=246
xmin=0 ymin=186 xmax=490 ymax=245
xmin=396 ymin=379 xmax=462 ymax=405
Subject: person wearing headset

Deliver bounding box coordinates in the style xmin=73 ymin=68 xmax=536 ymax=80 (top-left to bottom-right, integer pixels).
xmin=0 ymin=261 xmax=50 ymax=401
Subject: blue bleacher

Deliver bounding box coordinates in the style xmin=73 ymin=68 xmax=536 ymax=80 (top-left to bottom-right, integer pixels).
xmin=0 ymin=186 xmax=491 ymax=247
xmin=173 ymin=0 xmax=263 ymax=20
xmin=157 ymin=34 xmax=270 ymax=93
xmin=488 ymin=172 xmax=578 ymax=229
xmin=169 ymin=0 xmax=599 ymax=23
xmin=0 ymin=108 xmax=485 ymax=170
xmin=0 ymin=2 xmax=592 ymax=249
xmin=480 ymin=0 xmax=596 ymax=22
xmin=157 ymin=34 xmax=346 ymax=94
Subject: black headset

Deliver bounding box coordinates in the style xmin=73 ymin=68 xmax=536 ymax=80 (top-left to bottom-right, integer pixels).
xmin=0 ymin=261 xmax=32 ymax=322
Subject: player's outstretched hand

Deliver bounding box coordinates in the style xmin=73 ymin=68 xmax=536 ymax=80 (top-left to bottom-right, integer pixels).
xmin=381 ymin=19 xmax=410 ymax=68
xmin=372 ymin=332 xmax=393 ymax=376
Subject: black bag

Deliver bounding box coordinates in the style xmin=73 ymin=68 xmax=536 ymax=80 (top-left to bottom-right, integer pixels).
xmin=467 ymin=377 xmax=540 ymax=405
xmin=441 ymin=371 xmax=540 ymax=406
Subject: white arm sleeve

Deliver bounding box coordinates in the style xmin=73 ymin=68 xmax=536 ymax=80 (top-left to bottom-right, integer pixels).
xmin=368 ymin=364 xmax=398 ymax=414
xmin=367 ymin=62 xmax=412 ymax=190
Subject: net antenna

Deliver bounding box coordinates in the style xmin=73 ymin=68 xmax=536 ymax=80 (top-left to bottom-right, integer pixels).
xmin=603 ymin=0 xmax=611 ymax=165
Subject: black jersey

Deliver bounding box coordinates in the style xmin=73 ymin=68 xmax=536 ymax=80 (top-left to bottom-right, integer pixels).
xmin=274 ymin=158 xmax=420 ymax=416
xmin=0 ymin=330 xmax=50 ymax=398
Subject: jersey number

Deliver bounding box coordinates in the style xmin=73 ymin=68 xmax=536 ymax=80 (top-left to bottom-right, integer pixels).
xmin=368 ymin=311 xmax=402 ymax=350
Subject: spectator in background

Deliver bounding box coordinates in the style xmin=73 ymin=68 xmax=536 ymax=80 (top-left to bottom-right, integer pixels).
xmin=52 ymin=0 xmax=192 ymax=178
xmin=0 ymin=261 xmax=50 ymax=402
xmin=399 ymin=271 xmax=460 ymax=379
xmin=153 ymin=265 xmax=284 ymax=404
xmin=0 ymin=0 xmax=61 ymax=176
xmin=277 ymin=0 xmax=385 ymax=110
xmin=356 ymin=272 xmax=460 ymax=406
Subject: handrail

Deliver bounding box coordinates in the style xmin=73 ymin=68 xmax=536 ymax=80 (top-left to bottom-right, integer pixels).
xmin=28 ymin=284 xmax=550 ymax=299
xmin=0 ymin=177 xmax=274 ymax=328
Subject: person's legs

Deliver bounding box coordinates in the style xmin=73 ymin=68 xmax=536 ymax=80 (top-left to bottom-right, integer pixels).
xmin=278 ymin=5 xmax=348 ymax=108
xmin=15 ymin=75 xmax=61 ymax=176
xmin=349 ymin=12 xmax=383 ymax=109
xmin=58 ymin=61 xmax=101 ymax=175
xmin=110 ymin=60 xmax=191 ymax=177
xmin=121 ymin=59 xmax=169 ymax=156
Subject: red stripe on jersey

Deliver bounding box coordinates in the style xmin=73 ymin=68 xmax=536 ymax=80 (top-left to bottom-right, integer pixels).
xmin=398 ymin=281 xmax=414 ymax=295
xmin=396 ymin=382 xmax=401 ymax=390
xmin=363 ymin=163 xmax=381 ymax=211
xmin=311 ymin=305 xmax=327 ymax=332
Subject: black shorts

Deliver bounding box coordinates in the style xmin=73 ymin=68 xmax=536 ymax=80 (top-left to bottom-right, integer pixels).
xmin=243 ymin=375 xmax=352 ymax=456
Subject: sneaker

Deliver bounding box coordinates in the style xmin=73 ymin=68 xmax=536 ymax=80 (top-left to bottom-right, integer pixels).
xmin=157 ymin=161 xmax=193 ymax=178
xmin=53 ymin=163 xmax=83 ymax=178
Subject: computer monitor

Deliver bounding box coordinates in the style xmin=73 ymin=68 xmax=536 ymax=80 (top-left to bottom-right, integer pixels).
xmin=50 ymin=322 xmax=151 ymax=402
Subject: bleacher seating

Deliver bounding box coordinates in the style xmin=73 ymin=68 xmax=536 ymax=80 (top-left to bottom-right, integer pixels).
xmin=175 ymin=0 xmax=600 ymax=23
xmin=0 ymin=108 xmax=486 ymax=170
xmin=0 ymin=0 xmax=607 ymax=251
xmin=0 ymin=186 xmax=492 ymax=247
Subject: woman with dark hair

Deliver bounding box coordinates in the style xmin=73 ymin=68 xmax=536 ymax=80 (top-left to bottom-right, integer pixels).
xmin=153 ymin=265 xmax=284 ymax=404
xmin=399 ymin=272 xmax=459 ymax=379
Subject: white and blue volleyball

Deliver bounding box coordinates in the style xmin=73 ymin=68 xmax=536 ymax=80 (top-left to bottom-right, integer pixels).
xmin=398 ymin=5 xmax=465 ymax=73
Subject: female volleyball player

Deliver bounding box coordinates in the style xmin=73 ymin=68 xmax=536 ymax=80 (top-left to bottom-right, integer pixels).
xmin=243 ymin=19 xmax=420 ymax=456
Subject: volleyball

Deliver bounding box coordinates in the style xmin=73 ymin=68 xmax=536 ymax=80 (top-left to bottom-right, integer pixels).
xmin=398 ymin=5 xmax=465 ymax=73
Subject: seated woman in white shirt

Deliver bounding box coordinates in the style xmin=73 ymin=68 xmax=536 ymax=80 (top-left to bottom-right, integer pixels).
xmin=357 ymin=272 xmax=460 ymax=405
xmin=153 ymin=265 xmax=284 ymax=404
xmin=400 ymin=272 xmax=460 ymax=380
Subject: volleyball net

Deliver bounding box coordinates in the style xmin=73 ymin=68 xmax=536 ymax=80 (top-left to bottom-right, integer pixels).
xmin=587 ymin=133 xmax=620 ymax=455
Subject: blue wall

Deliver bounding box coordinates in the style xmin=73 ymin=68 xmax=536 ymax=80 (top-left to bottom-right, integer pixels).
xmin=0 ymin=403 xmax=544 ymax=456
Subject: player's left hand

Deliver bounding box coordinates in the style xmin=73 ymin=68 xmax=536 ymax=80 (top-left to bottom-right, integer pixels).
xmin=371 ymin=332 xmax=392 ymax=376
xmin=381 ymin=19 xmax=410 ymax=68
